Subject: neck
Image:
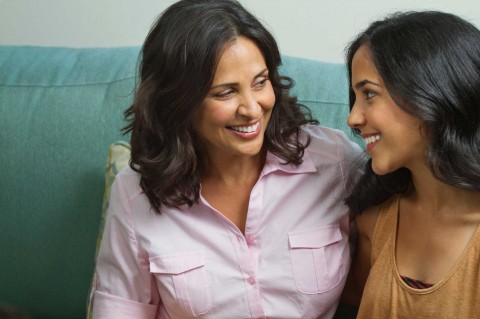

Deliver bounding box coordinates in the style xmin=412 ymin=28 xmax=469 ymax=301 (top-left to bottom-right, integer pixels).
xmin=407 ymin=165 xmax=480 ymax=220
xmin=202 ymin=149 xmax=266 ymax=186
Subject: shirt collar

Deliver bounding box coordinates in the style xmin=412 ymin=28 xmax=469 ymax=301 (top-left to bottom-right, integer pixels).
xmin=261 ymin=150 xmax=317 ymax=176
xmin=198 ymin=150 xmax=316 ymax=209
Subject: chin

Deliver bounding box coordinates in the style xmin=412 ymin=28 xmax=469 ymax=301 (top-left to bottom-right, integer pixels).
xmin=243 ymin=148 xmax=265 ymax=158
xmin=239 ymin=140 xmax=265 ymax=156
xmin=239 ymin=148 xmax=263 ymax=157
xmin=371 ymin=161 xmax=395 ymax=176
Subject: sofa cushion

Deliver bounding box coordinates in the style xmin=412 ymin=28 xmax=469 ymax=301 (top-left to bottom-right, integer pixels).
xmin=0 ymin=46 xmax=136 ymax=318
xmin=281 ymin=56 xmax=354 ymax=140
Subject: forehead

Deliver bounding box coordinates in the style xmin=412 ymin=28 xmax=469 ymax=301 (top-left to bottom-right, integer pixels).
xmin=218 ymin=36 xmax=265 ymax=65
xmin=214 ymin=37 xmax=266 ymax=73
xmin=351 ymin=45 xmax=381 ymax=82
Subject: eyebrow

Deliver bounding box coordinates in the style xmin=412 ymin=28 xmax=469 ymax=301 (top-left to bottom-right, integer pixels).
xmin=354 ymin=79 xmax=381 ymax=89
xmin=210 ymin=68 xmax=269 ymax=89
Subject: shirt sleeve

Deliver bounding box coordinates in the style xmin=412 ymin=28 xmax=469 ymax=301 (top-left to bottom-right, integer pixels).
xmin=91 ymin=174 xmax=160 ymax=319
xmin=334 ymin=129 xmax=363 ymax=195
xmin=333 ymin=129 xmax=363 ymax=254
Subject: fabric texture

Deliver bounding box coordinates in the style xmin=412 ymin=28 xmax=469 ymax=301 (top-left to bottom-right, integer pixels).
xmin=357 ymin=195 xmax=480 ymax=318
xmin=92 ymin=125 xmax=360 ymax=319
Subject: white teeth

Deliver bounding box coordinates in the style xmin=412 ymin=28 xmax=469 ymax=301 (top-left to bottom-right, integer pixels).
xmin=364 ymin=135 xmax=381 ymax=145
xmin=230 ymin=122 xmax=259 ymax=133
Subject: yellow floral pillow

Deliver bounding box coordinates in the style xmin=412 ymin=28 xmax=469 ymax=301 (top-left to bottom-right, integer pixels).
xmin=87 ymin=141 xmax=131 ymax=318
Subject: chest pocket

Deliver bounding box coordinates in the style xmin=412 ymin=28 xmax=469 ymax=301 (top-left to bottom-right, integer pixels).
xmin=288 ymin=224 xmax=344 ymax=294
xmin=149 ymin=251 xmax=212 ymax=317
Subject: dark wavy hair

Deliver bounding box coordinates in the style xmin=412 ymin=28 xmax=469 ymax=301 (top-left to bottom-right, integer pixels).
xmin=345 ymin=11 xmax=480 ymax=214
xmin=124 ymin=0 xmax=317 ymax=213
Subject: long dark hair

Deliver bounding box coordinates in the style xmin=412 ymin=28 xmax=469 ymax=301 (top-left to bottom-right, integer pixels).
xmin=345 ymin=11 xmax=480 ymax=214
xmin=124 ymin=0 xmax=317 ymax=213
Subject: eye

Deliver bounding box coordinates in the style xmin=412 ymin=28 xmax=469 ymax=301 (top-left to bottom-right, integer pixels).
xmin=364 ymin=90 xmax=377 ymax=100
xmin=215 ymin=89 xmax=235 ymax=99
xmin=254 ymin=76 xmax=269 ymax=89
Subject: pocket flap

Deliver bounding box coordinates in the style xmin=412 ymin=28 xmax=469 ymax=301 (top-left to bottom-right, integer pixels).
xmin=289 ymin=224 xmax=342 ymax=248
xmin=149 ymin=251 xmax=205 ymax=274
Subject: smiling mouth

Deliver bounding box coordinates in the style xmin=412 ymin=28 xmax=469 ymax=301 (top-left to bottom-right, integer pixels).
xmin=227 ymin=122 xmax=260 ymax=133
xmin=364 ymin=134 xmax=381 ymax=145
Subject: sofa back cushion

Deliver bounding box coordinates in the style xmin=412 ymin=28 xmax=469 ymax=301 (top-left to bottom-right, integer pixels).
xmin=0 ymin=46 xmax=137 ymax=318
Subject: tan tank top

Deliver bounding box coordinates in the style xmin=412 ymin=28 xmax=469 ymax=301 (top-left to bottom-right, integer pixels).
xmin=357 ymin=195 xmax=480 ymax=319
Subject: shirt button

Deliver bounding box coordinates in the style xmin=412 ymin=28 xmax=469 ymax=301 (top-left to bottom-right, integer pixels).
xmin=247 ymin=277 xmax=256 ymax=285
xmin=246 ymin=235 xmax=255 ymax=245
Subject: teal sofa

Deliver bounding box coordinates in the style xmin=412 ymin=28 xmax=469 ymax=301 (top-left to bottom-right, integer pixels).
xmin=0 ymin=46 xmax=355 ymax=319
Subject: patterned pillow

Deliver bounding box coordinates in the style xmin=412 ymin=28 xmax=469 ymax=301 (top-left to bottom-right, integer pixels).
xmin=87 ymin=141 xmax=131 ymax=318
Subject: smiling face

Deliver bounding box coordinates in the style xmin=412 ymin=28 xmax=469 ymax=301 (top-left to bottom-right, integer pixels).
xmin=192 ymin=36 xmax=275 ymax=162
xmin=348 ymin=45 xmax=427 ymax=175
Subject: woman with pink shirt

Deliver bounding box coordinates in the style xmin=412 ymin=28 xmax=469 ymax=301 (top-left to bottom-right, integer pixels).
xmin=90 ymin=0 xmax=359 ymax=318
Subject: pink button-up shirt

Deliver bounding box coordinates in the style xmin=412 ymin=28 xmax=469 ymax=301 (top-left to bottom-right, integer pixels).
xmin=92 ymin=125 xmax=360 ymax=319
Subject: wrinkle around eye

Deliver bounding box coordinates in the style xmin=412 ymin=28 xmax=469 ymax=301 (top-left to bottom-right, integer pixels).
xmin=253 ymin=78 xmax=269 ymax=90
xmin=214 ymin=89 xmax=235 ymax=99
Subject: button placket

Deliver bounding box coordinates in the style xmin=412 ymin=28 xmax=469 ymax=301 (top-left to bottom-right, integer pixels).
xmin=226 ymin=175 xmax=266 ymax=317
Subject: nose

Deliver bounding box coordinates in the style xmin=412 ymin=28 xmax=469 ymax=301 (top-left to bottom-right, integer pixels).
xmin=237 ymin=92 xmax=262 ymax=119
xmin=347 ymin=101 xmax=366 ymax=130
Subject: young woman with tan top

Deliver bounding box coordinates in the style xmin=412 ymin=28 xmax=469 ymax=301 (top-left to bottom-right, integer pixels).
xmin=341 ymin=11 xmax=480 ymax=318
